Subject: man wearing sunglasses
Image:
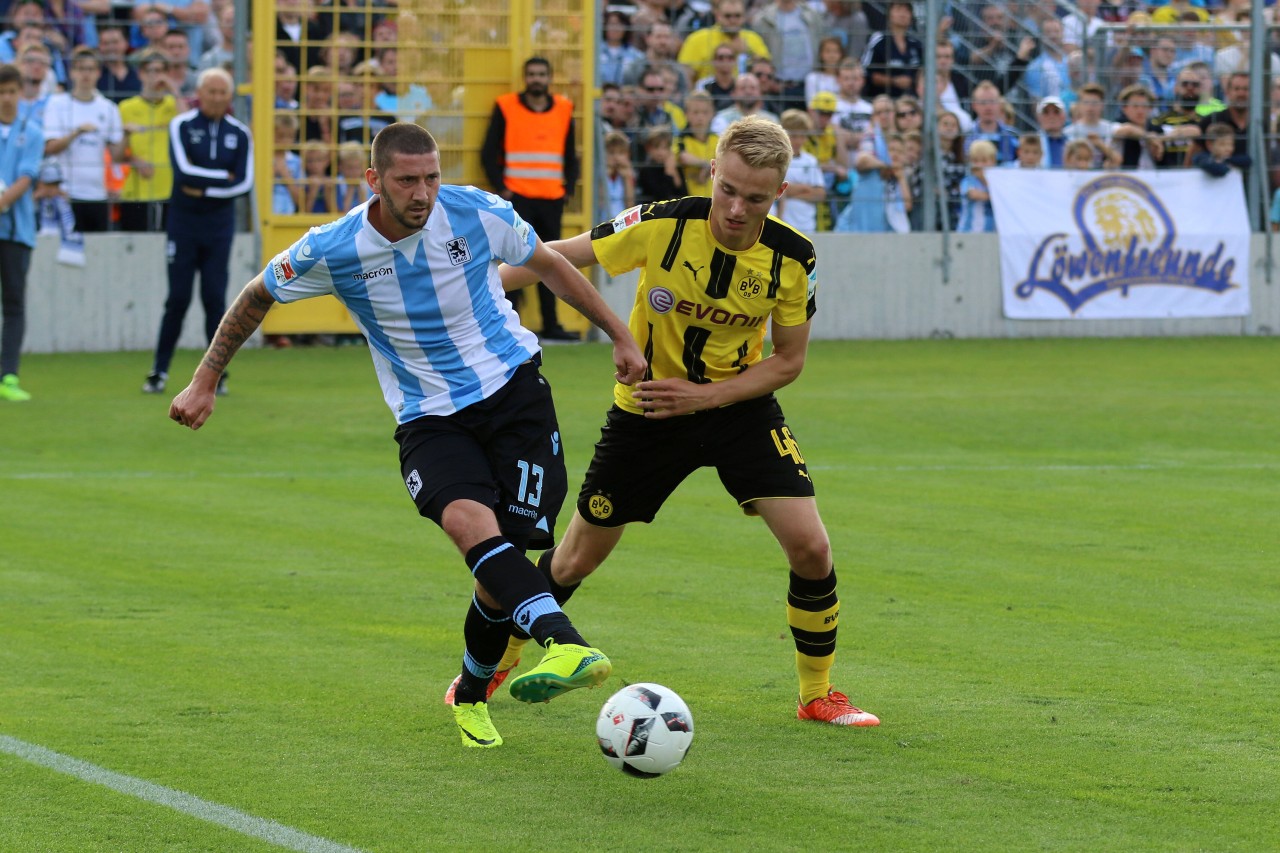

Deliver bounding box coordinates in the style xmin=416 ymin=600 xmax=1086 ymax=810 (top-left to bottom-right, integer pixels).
xmin=1149 ymin=68 xmax=1205 ymax=169
xmin=677 ymin=0 xmax=770 ymax=83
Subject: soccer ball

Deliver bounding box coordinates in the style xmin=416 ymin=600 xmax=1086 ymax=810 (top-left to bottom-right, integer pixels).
xmin=596 ymin=683 xmax=694 ymax=777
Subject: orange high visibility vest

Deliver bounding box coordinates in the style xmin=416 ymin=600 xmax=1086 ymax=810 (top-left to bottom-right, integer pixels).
xmin=496 ymin=92 xmax=573 ymax=200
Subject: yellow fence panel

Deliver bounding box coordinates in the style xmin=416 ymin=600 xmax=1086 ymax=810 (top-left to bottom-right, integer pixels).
xmin=252 ymin=0 xmax=596 ymax=336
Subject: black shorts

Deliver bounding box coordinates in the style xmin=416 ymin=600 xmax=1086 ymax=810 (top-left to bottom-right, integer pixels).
xmin=576 ymin=394 xmax=816 ymax=527
xmin=394 ymin=360 xmax=568 ymax=550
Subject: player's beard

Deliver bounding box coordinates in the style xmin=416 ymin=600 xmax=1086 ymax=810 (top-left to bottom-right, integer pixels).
xmin=382 ymin=190 xmax=431 ymax=233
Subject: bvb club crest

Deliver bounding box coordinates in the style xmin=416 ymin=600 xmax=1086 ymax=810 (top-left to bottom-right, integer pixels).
xmin=737 ymin=272 xmax=764 ymax=299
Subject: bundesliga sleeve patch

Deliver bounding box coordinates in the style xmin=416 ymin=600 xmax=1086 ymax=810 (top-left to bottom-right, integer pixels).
xmin=611 ymin=205 xmax=642 ymax=233
xmin=271 ymin=251 xmax=297 ymax=283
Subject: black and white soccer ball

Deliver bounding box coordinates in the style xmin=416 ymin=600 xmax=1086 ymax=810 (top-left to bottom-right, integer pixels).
xmin=596 ymin=683 xmax=694 ymax=777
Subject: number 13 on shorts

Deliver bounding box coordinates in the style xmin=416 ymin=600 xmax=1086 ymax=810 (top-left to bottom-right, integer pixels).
xmin=515 ymin=459 xmax=544 ymax=507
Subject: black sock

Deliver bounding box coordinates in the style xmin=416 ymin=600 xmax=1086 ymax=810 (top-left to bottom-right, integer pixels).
xmin=511 ymin=546 xmax=583 ymax=642
xmin=454 ymin=596 xmax=510 ymax=705
xmin=466 ymin=537 xmax=584 ymax=647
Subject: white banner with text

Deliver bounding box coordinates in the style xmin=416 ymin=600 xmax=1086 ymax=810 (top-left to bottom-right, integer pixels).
xmin=987 ymin=169 xmax=1251 ymax=319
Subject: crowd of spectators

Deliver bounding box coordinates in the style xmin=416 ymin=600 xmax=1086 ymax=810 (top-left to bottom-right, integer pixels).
xmin=599 ymin=0 xmax=1277 ymax=232
xmin=4 ymin=0 xmax=1277 ymax=236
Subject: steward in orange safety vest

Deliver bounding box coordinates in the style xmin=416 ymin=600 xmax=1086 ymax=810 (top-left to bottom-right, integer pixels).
xmin=479 ymin=57 xmax=581 ymax=340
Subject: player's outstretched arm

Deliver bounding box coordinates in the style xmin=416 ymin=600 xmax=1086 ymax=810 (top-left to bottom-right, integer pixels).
xmin=499 ymin=231 xmax=597 ymax=292
xmin=521 ymin=239 xmax=646 ymax=386
xmin=633 ymin=320 xmax=812 ymax=419
xmin=169 ymin=275 xmax=276 ymax=430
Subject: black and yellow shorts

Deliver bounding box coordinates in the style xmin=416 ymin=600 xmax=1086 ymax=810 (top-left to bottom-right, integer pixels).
xmin=576 ymin=393 xmax=815 ymax=527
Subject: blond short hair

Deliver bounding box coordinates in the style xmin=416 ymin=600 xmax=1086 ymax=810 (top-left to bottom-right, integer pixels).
xmin=779 ymin=109 xmax=813 ymax=133
xmin=967 ymin=139 xmax=997 ymax=162
xmin=715 ymin=115 xmax=791 ymax=178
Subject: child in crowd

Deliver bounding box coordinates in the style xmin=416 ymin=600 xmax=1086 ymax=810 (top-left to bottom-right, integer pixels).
xmin=958 ymin=139 xmax=996 ymax=233
xmin=902 ymin=130 xmax=923 ymax=231
xmin=675 ymin=90 xmax=718 ymax=197
xmin=334 ymin=141 xmax=372 ymax=211
xmin=271 ymin=112 xmax=303 ymax=215
xmin=1009 ymin=133 xmax=1043 ymax=169
xmin=937 ymin=110 xmax=967 ymax=230
xmin=603 ymin=130 xmax=635 ymax=215
xmin=1063 ymin=139 xmax=1096 ymax=170
xmin=634 ymin=124 xmax=686 ymax=205
xmin=774 ymin=109 xmax=826 ymax=235
xmin=1193 ymin=123 xmax=1252 ymax=178
xmin=301 ymin=141 xmax=335 ymax=214
xmin=884 ymin=132 xmax=912 ymax=233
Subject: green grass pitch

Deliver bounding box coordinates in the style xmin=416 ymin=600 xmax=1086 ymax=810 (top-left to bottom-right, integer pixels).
xmin=2 ymin=338 xmax=1277 ymax=852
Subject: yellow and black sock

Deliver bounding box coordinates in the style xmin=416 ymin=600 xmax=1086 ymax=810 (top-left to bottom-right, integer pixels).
xmin=787 ymin=568 xmax=839 ymax=705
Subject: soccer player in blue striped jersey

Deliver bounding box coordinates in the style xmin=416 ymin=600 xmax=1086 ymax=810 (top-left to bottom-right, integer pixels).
xmin=501 ymin=116 xmax=881 ymax=728
xmin=168 ymin=123 xmax=646 ymax=748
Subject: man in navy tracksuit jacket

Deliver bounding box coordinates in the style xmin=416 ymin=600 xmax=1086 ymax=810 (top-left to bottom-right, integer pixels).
xmin=143 ymin=67 xmax=252 ymax=395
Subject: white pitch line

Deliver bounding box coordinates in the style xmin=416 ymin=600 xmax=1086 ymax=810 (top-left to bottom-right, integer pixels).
xmin=0 ymin=735 xmax=364 ymax=853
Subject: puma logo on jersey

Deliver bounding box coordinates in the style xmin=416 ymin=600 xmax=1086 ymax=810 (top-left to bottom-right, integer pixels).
xmin=683 ymin=260 xmax=704 ymax=280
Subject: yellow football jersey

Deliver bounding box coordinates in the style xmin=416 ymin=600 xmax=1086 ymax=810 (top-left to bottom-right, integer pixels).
xmin=591 ymin=197 xmax=817 ymax=415
xmin=674 ymin=130 xmax=718 ymax=198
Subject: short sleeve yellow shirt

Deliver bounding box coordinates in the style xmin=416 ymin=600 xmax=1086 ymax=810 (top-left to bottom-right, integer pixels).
xmin=591 ymin=197 xmax=817 ymax=414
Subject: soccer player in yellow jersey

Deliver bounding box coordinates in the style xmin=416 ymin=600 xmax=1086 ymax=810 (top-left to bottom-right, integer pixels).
xmin=495 ymin=116 xmax=879 ymax=727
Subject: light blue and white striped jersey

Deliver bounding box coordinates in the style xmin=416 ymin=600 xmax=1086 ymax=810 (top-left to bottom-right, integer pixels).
xmin=262 ymin=185 xmax=541 ymax=423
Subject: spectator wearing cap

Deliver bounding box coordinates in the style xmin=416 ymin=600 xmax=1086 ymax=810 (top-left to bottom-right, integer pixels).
xmin=1021 ymin=17 xmax=1072 ymax=103
xmin=804 ymin=91 xmax=849 ymax=232
xmin=753 ymin=0 xmax=825 ymax=112
xmin=1151 ymin=0 xmax=1210 ymax=25
xmin=1034 ymin=96 xmax=1068 ymax=167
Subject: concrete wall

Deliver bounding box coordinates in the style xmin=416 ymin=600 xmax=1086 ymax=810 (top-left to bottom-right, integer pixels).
xmin=599 ymin=233 xmax=1279 ymax=340
xmin=26 ymin=232 xmax=1278 ymax=354
xmin=27 ymin=233 xmax=260 ymax=355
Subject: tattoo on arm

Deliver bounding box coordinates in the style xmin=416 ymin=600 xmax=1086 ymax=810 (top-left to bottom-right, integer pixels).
xmin=201 ymin=282 xmax=273 ymax=374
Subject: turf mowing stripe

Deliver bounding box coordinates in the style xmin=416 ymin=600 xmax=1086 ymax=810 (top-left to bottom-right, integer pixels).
xmin=3 ymin=462 xmax=1277 ymax=481
xmin=0 ymin=735 xmax=364 ymax=853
